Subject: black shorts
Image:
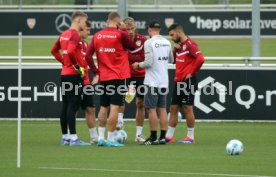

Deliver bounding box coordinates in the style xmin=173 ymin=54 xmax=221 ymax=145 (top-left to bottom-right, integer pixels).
xmin=81 ymin=85 xmax=95 ymax=109
xmin=60 ymin=74 xmax=82 ymax=104
xmin=171 ymin=76 xmax=198 ymax=106
xmin=99 ymin=79 xmax=127 ymax=107
xmin=126 ymin=77 xmax=145 ymax=99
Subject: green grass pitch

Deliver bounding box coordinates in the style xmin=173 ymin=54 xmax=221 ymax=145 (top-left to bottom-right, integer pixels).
xmin=0 ymin=37 xmax=276 ymax=177
xmin=1 ymin=121 xmax=276 ymax=177
xmin=0 ymin=38 xmax=275 ymax=63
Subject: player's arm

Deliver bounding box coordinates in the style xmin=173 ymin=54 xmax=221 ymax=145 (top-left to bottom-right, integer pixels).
xmin=121 ymin=31 xmax=137 ymax=51
xmin=67 ymin=33 xmax=81 ymax=66
xmin=51 ymin=38 xmax=63 ymax=64
xmin=128 ymin=46 xmax=144 ymax=62
xmin=168 ymin=43 xmax=174 ymax=64
xmin=128 ymin=36 xmax=146 ymax=63
xmin=137 ymin=40 xmax=153 ymax=68
xmin=188 ymin=43 xmax=205 ymax=76
xmin=85 ymin=37 xmax=99 ymax=77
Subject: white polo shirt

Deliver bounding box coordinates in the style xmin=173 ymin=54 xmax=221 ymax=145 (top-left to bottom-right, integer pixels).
xmin=139 ymin=35 xmax=173 ymax=88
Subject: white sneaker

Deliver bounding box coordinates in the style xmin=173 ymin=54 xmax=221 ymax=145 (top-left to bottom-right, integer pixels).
xmin=135 ymin=135 xmax=145 ymax=143
xmin=90 ymin=137 xmax=98 ymax=144
xmin=116 ymin=122 xmax=124 ymax=130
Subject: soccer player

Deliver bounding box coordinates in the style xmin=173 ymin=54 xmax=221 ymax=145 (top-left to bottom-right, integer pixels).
xmin=166 ymin=23 xmax=205 ymax=144
xmin=79 ymin=20 xmax=99 ymax=144
xmin=85 ymin=12 xmax=137 ymax=147
xmin=51 ymin=11 xmax=91 ymax=146
xmin=132 ymin=20 xmax=173 ymax=145
xmin=117 ymin=17 xmax=147 ymax=143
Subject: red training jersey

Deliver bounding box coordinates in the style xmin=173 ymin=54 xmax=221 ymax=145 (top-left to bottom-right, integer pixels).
xmin=174 ymin=38 xmax=205 ymax=82
xmin=128 ymin=34 xmax=147 ymax=78
xmin=85 ymin=27 xmax=137 ymax=81
xmin=51 ymin=29 xmax=82 ymax=75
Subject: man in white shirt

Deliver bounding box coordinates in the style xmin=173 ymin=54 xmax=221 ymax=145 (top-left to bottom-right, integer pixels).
xmin=132 ymin=20 xmax=173 ymax=145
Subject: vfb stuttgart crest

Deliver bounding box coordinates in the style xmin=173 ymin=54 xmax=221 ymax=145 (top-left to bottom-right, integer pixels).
xmin=27 ymin=18 xmax=36 ymax=29
xmin=136 ymin=40 xmax=141 ymax=47
xmin=165 ymin=18 xmax=174 ymax=28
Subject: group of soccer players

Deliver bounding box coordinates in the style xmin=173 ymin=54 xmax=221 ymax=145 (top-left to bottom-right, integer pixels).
xmin=51 ymin=11 xmax=204 ymax=147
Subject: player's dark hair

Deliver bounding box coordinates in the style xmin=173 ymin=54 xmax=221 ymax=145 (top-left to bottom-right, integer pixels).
xmin=108 ymin=12 xmax=120 ymax=21
xmin=71 ymin=11 xmax=88 ymax=20
xmin=85 ymin=20 xmax=91 ymax=28
xmin=168 ymin=23 xmax=184 ymax=33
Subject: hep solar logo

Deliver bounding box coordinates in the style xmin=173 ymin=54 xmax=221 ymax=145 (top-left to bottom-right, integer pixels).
xmin=195 ymin=76 xmax=227 ymax=114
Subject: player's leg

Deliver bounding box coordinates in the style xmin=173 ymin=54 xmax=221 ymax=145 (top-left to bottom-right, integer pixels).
xmin=117 ymin=105 xmax=125 ymax=130
xmin=82 ymin=87 xmax=98 ymax=144
xmin=135 ymin=97 xmax=145 ymax=142
xmin=107 ymin=104 xmax=121 ymax=145
xmin=178 ymin=77 xmax=197 ymax=144
xmin=147 ymin=108 xmax=158 ymax=140
xmin=65 ymin=75 xmax=90 ymax=146
xmin=158 ymin=87 xmax=168 ymax=144
xmin=85 ymin=106 xmax=98 ymax=143
xmin=60 ymin=102 xmax=70 ymax=145
xmin=183 ymin=104 xmax=195 ymax=139
xmin=116 ymin=78 xmax=131 ymax=130
xmin=165 ymin=105 xmax=179 ymax=142
xmin=106 ymin=79 xmax=126 ymax=147
xmin=142 ymin=86 xmax=159 ymax=145
xmin=166 ymin=82 xmax=182 ymax=143
xmin=97 ymin=81 xmax=109 ymax=146
xmin=60 ymin=76 xmax=70 ymax=145
xmin=135 ymin=77 xmax=145 ymax=142
xmin=97 ymin=106 xmax=108 ymax=146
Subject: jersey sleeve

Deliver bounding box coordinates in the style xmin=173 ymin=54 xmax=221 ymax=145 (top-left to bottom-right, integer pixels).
xmin=190 ymin=54 xmax=204 ymax=76
xmin=67 ymin=31 xmax=81 ymax=65
xmin=51 ymin=38 xmax=63 ymax=64
xmin=186 ymin=40 xmax=202 ymax=58
xmin=85 ymin=37 xmax=99 ymax=75
xmin=128 ymin=36 xmax=146 ymax=63
xmin=139 ymin=40 xmax=153 ymax=68
xmin=121 ymin=31 xmax=137 ymax=51
xmin=186 ymin=40 xmax=205 ymax=76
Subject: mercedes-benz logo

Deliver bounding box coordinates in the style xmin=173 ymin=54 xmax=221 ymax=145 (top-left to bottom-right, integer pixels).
xmin=55 ymin=14 xmax=71 ymax=33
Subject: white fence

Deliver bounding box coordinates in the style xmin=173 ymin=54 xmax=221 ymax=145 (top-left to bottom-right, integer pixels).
xmin=0 ymin=56 xmax=276 ymax=69
xmin=0 ymin=4 xmax=276 ymax=11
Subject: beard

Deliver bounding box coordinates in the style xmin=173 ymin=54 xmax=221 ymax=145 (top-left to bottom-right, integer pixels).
xmin=175 ymin=36 xmax=181 ymax=43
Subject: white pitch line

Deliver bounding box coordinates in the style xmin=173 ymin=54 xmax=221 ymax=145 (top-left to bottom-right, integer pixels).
xmin=38 ymin=167 xmax=275 ymax=177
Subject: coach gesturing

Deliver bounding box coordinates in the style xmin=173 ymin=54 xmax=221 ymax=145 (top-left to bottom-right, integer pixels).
xmin=132 ymin=20 xmax=173 ymax=145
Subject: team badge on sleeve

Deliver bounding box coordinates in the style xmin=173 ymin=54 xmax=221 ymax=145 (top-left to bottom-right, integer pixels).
xmin=136 ymin=40 xmax=141 ymax=47
xmin=182 ymin=45 xmax=187 ymax=51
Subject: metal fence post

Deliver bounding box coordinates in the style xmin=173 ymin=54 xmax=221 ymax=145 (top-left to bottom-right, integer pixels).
xmin=118 ymin=0 xmax=128 ymax=20
xmin=252 ymin=0 xmax=261 ymax=67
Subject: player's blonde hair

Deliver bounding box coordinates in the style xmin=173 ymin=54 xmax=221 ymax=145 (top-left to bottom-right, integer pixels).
xmin=71 ymin=11 xmax=88 ymax=21
xmin=123 ymin=17 xmax=136 ymax=27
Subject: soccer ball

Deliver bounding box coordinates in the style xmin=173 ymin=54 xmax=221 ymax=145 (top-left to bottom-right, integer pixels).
xmin=226 ymin=139 xmax=244 ymax=155
xmin=167 ymin=112 xmax=182 ymax=121
xmin=114 ymin=130 xmax=128 ymax=144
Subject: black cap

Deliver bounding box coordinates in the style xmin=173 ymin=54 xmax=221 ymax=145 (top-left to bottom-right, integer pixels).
xmin=147 ymin=20 xmax=161 ymax=29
